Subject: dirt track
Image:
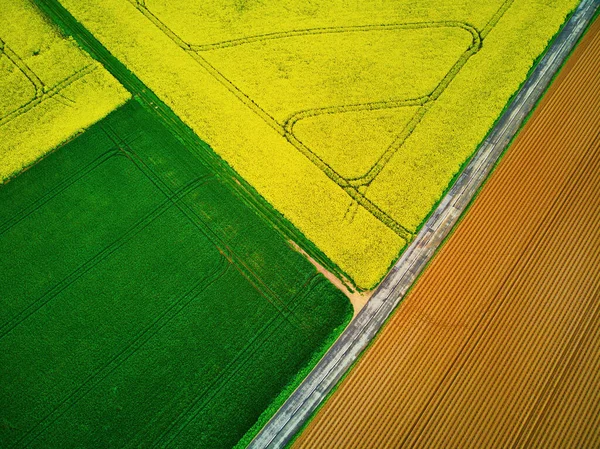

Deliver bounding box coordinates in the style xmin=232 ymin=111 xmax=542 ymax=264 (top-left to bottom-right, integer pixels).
xmin=293 ymin=15 xmax=600 ymax=449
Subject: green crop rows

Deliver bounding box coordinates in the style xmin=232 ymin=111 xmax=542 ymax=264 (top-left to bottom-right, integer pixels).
xmin=0 ymin=100 xmax=351 ymax=448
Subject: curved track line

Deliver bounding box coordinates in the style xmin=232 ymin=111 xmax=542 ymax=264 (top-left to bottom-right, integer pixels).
xmin=0 ymin=38 xmax=45 ymax=96
xmin=191 ymin=21 xmax=479 ymax=51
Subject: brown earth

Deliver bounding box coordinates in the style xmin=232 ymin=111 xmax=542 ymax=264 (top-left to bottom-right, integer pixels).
xmin=293 ymin=16 xmax=600 ymax=449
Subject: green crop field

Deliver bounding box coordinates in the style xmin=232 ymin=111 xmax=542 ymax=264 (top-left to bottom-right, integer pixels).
xmin=0 ymin=99 xmax=351 ymax=448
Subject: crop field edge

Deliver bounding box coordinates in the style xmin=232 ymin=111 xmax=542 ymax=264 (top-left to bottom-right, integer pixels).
xmin=33 ymin=0 xmax=583 ymax=294
xmin=430 ymin=0 xmax=600 ymax=248
xmin=0 ymin=95 xmax=355 ymax=448
xmin=1 ymin=127 xmax=79 ymax=186
xmin=234 ymin=311 xmax=351 ymax=449
xmin=20 ymin=2 xmax=359 ymax=444
xmin=32 ymin=0 xmax=360 ymax=294
xmin=351 ymin=0 xmax=583 ymax=294
xmin=413 ymin=0 xmax=599 ymax=282
xmin=0 ymin=96 xmax=126 ymax=186
xmin=291 ymin=11 xmax=600 ymax=444
xmin=0 ymin=4 xmax=131 ymax=185
xmin=283 ymin=12 xmax=600 ymax=443
xmin=302 ymin=0 xmax=587 ymax=292
xmin=410 ymin=0 xmax=584 ymax=242
xmin=30 ymin=0 xmax=590 ymax=298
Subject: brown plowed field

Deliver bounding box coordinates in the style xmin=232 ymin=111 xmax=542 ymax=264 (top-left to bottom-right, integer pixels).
xmin=293 ymin=16 xmax=600 ymax=449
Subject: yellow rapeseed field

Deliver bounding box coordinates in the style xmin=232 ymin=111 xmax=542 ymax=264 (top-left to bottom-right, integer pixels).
xmin=0 ymin=0 xmax=129 ymax=182
xmin=58 ymin=0 xmax=578 ymax=289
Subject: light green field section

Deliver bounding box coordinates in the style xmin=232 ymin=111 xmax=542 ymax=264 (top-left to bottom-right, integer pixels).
xmin=56 ymin=0 xmax=578 ymax=288
xmin=0 ymin=0 xmax=129 ymax=182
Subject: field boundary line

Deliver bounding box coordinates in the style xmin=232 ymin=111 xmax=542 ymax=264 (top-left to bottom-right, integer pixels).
xmin=34 ymin=0 xmax=357 ymax=290
xmin=117 ymin=274 xmax=323 ymax=448
xmin=149 ymin=275 xmax=328 ymax=449
xmin=106 ymin=127 xmax=306 ymax=329
xmin=247 ymin=1 xmax=600 ymax=447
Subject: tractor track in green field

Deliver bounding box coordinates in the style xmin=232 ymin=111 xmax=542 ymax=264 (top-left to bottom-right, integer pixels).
xmin=101 ymin=124 xmax=306 ymax=329
xmin=13 ymin=252 xmax=230 ymax=449
xmin=0 ymin=173 xmax=214 ymax=340
xmin=0 ymin=148 xmax=118 ymax=235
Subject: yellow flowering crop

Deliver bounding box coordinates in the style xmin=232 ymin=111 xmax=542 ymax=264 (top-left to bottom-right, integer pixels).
xmin=57 ymin=0 xmax=578 ymax=289
xmin=0 ymin=0 xmax=129 ymax=183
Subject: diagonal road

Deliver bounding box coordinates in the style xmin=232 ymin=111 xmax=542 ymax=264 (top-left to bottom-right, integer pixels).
xmin=248 ymin=1 xmax=600 ymax=448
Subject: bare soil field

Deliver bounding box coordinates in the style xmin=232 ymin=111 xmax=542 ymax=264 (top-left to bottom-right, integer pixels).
xmin=293 ymin=15 xmax=600 ymax=449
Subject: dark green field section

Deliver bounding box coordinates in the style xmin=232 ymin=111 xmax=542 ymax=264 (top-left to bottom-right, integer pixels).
xmin=0 ymin=100 xmax=351 ymax=449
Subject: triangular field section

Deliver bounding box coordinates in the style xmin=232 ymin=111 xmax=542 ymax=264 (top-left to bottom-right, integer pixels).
xmin=200 ymin=24 xmax=475 ymax=179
